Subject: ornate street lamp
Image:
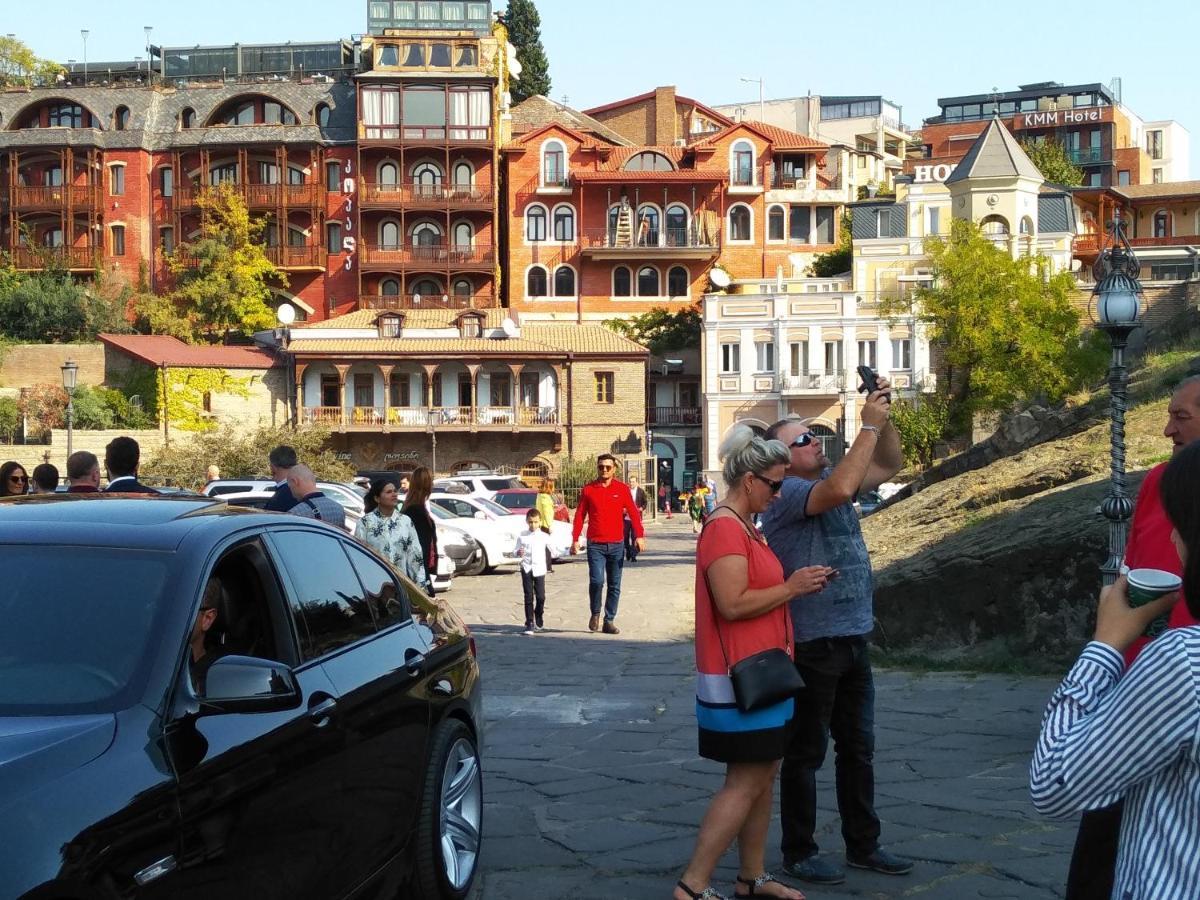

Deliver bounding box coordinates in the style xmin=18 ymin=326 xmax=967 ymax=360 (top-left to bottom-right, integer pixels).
xmin=60 ymin=359 xmax=79 ymax=458
xmin=1090 ymin=218 xmax=1143 ymax=586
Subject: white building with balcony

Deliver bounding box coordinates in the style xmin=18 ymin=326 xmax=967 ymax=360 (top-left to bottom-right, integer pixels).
xmin=700 ymin=277 xmax=933 ymax=475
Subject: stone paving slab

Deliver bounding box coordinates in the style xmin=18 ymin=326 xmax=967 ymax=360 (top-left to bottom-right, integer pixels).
xmin=446 ymin=519 xmax=1075 ymax=899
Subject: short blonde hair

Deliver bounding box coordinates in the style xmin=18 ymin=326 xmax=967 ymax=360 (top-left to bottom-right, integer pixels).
xmin=718 ymin=424 xmax=789 ymax=489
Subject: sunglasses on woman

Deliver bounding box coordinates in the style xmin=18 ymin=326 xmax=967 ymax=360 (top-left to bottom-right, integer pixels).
xmin=752 ymin=474 xmax=784 ymax=494
xmin=9 ymin=474 xmax=27 ymax=484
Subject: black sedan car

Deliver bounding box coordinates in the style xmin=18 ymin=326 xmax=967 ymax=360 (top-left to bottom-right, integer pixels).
xmin=0 ymin=495 xmax=483 ymax=900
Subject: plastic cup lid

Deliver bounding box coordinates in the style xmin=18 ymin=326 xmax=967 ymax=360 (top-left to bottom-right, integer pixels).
xmin=1127 ymin=568 xmax=1182 ymax=590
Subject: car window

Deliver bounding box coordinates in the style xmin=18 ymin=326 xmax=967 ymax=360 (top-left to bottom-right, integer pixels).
xmin=208 ymin=483 xmax=254 ymax=496
xmin=270 ymin=531 xmax=378 ymax=661
xmin=494 ymin=493 xmax=532 ymax=509
xmin=345 ymin=544 xmax=412 ymax=630
xmin=435 ymin=498 xmax=473 ymax=518
xmin=475 ymin=497 xmax=510 ymax=517
xmin=484 ymin=478 xmax=519 ymax=491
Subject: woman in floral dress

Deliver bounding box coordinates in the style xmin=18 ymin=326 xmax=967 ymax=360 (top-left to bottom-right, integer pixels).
xmin=354 ymin=478 xmax=428 ymax=588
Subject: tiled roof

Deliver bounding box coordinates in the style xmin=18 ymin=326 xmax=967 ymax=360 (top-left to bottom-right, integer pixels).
xmin=304 ymin=307 xmax=513 ymax=330
xmin=1111 ymin=181 xmax=1200 ymax=200
xmin=582 ymin=89 xmax=733 ymax=128
xmin=289 ymin=323 xmax=648 ymax=356
xmin=522 ymin=324 xmax=648 ymax=354
xmin=690 ymin=120 xmax=827 ymax=152
xmin=99 ymin=333 xmax=279 ymax=368
xmin=509 ymin=96 xmax=632 ymax=146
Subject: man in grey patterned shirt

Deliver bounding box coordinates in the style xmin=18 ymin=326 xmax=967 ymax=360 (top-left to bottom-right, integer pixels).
xmin=286 ymin=465 xmax=346 ymax=530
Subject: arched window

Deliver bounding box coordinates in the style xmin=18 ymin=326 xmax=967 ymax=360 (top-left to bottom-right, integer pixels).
xmin=181 ymin=107 xmax=196 ymax=129
xmin=636 ymin=205 xmax=660 ymax=246
xmin=623 ymin=151 xmax=675 ymax=171
xmin=1154 ymin=210 xmax=1172 ymax=238
xmin=210 ymin=163 xmax=238 ymax=185
xmin=411 ymin=161 xmax=443 ymax=195
xmin=666 ymin=204 xmax=689 ymax=246
xmin=526 ymin=204 xmax=548 ymax=242
xmin=452 ymin=278 xmax=473 ymax=300
xmin=379 ymin=221 xmax=401 ymax=249
xmin=378 ymin=161 xmax=399 ymax=186
xmin=1019 ymin=216 xmax=1034 ymax=235
xmin=728 ymin=204 xmax=752 ymax=242
xmin=411 ymin=222 xmax=442 ymax=246
xmin=453 ymin=222 xmax=473 ymax=248
xmin=668 ymin=266 xmax=689 ymax=298
xmin=553 ymin=266 xmax=576 ymax=297
xmin=731 ymin=139 xmax=755 ymax=187
xmin=980 ymin=215 xmax=1009 ymax=236
xmin=768 ymin=205 xmax=786 ymax=241
xmin=44 ymin=227 xmax=63 ymax=248
xmin=527 ymin=266 xmax=548 ymax=297
xmin=452 ymin=161 xmax=473 ymax=187
xmin=552 ymin=204 xmax=575 ymax=241
xmin=411 ymin=278 xmax=442 ymax=300
xmin=114 ymin=106 xmax=130 ymax=130
xmin=541 ymin=139 xmax=566 ymax=187
xmin=637 ymin=266 xmax=660 ymax=297
xmin=613 ymin=265 xmax=632 ymax=297
xmin=380 ymin=278 xmax=401 ymax=296
xmin=316 ymin=104 xmax=331 ymax=127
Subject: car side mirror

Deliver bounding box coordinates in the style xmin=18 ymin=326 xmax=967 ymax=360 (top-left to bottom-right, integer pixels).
xmin=474 ymin=511 xmax=487 ymax=520
xmin=199 ymin=655 xmax=302 ymax=715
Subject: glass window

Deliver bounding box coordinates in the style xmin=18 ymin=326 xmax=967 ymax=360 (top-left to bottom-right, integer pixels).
xmin=613 ymin=266 xmax=631 ymax=297
xmin=789 ymin=341 xmax=809 ymax=375
xmin=381 ymin=278 xmax=400 ymax=296
xmin=962 ymin=104 xmax=981 ymax=119
xmin=327 ymin=222 xmax=342 ymax=252
xmin=1153 ymin=168 xmax=1164 ymax=184
xmin=403 ymin=86 xmax=445 ymax=127
xmin=815 ymin=206 xmax=835 ymax=244
xmin=160 ymin=227 xmax=174 ymax=254
xmin=623 ymin=151 xmax=674 ymax=171
xmin=891 ymin=338 xmax=912 ymax=370
xmin=543 ymin=146 xmax=565 ymax=185
xmin=594 ymin=372 xmax=614 ymax=404
xmin=380 ymin=221 xmax=401 ymax=248
xmin=160 ymin=167 xmax=173 ymax=197
xmin=378 ymin=315 xmax=401 ymax=339
xmin=768 ymin=206 xmax=785 ymax=241
xmin=111 ymin=225 xmax=126 ymax=257
xmin=637 ymin=266 xmax=660 ymax=297
xmin=857 ymin=339 xmax=877 ymax=369
xmin=732 ymin=142 xmax=754 ymax=185
xmin=527 ymin=266 xmax=547 ymax=297
xmin=928 ymin=206 xmax=940 ymax=235
xmin=552 ymin=206 xmax=574 ymax=241
xmin=401 ymin=43 xmax=423 ymax=66
xmin=453 ymin=278 xmax=472 ymax=299
xmin=944 ymin=105 xmax=962 ymax=121
xmin=467 ymin=1 xmax=488 ymax=19
xmin=668 ymin=266 xmax=688 ymax=298
xmin=824 ymin=340 xmax=843 ymax=374
xmin=456 ymin=46 xmax=478 ymax=67
xmin=181 ymin=108 xmax=196 ymax=128
xmin=721 ymin=343 xmax=740 ymax=374
xmin=115 ymin=107 xmax=130 ymax=130
xmin=110 ymin=165 xmax=124 ymax=196
xmin=1154 ymin=211 xmax=1170 ymax=237
xmin=370 ymin=1 xmax=390 ymax=17
xmin=326 ymin=161 xmax=341 ymax=191
xmin=729 ymin=206 xmax=751 ymax=241
xmin=443 ymin=2 xmax=465 ymax=18
xmin=430 ymin=44 xmax=452 ymax=67
xmin=755 ymin=341 xmax=775 ymax=373
xmin=272 ymin=531 xmax=377 ymax=661
xmin=526 ymin=205 xmax=547 ymax=241
xmin=553 ymin=266 xmax=575 ymax=297
xmin=790 ymin=206 xmax=810 ymax=242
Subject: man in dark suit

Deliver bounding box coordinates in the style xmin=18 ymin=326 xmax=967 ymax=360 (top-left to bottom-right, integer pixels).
xmin=66 ymin=451 xmax=101 ymax=493
xmin=103 ymin=436 xmax=159 ymax=494
xmin=263 ymin=445 xmax=298 ymax=512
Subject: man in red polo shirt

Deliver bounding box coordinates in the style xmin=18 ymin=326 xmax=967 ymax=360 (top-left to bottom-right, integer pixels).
xmin=571 ymin=454 xmax=645 ymax=635
xmin=1064 ymin=374 xmax=1200 ymax=900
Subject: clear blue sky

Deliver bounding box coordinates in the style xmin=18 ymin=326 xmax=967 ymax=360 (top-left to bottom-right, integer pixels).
xmin=9 ymin=0 xmax=1198 ymax=173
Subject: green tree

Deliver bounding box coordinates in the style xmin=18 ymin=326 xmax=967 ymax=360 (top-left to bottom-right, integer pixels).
xmin=889 ymin=394 xmax=952 ymax=469
xmin=810 ymin=211 xmax=853 ymax=277
xmin=0 ymin=397 xmax=19 ymax=442
xmin=1020 ymin=139 xmax=1084 ymax=187
xmin=0 ymin=35 xmax=64 ymax=87
xmin=505 ymin=0 xmax=551 ymax=103
xmin=144 ymin=423 xmax=353 ymax=488
xmin=602 ymin=306 xmax=701 ymax=355
xmin=883 ymin=219 xmax=1107 ymax=433
xmin=133 ymin=183 xmax=283 ymax=343
xmin=0 ymin=258 xmax=125 ymax=343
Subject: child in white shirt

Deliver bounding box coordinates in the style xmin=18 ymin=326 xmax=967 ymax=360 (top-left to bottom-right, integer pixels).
xmin=516 ymin=509 xmax=552 ymax=634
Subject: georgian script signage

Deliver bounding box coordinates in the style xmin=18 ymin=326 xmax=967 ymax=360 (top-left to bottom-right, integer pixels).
xmin=384 ymin=451 xmax=420 ymax=462
xmin=913 ymin=163 xmax=958 ymax=184
xmin=1017 ymin=107 xmax=1105 ymax=129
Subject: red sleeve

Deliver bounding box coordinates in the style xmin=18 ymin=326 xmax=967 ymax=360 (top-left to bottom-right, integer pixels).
xmin=698 ymin=516 xmax=748 ymax=573
xmin=572 ymin=485 xmax=589 ymax=542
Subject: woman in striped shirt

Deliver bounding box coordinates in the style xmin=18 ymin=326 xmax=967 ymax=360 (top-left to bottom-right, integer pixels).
xmin=1031 ymin=440 xmax=1200 ymax=899
xmin=675 ymin=426 xmax=832 ymax=900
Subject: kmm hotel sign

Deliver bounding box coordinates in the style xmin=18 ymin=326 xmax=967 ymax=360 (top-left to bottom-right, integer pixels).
xmin=1017 ymin=107 xmax=1106 ymax=129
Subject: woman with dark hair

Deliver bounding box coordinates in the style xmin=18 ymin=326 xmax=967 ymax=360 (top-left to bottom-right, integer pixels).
xmin=0 ymin=461 xmax=29 ymax=497
xmin=401 ymin=466 xmax=437 ymax=595
xmin=354 ymin=479 xmax=427 ymax=587
xmin=1032 ymin=440 xmax=1200 ymax=899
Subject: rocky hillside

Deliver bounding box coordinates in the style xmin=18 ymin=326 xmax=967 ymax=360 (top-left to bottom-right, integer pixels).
xmin=864 ymin=343 xmax=1200 ymax=669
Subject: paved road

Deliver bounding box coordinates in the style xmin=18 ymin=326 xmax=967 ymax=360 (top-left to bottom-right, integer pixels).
xmin=448 ymin=518 xmax=1077 ymax=899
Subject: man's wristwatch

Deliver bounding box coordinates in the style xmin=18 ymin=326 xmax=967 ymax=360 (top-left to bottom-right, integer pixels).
xmin=860 ymin=425 xmax=881 ymax=437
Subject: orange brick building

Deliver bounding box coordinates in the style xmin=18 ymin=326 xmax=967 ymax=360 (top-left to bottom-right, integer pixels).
xmin=504 ymin=89 xmax=843 ymax=322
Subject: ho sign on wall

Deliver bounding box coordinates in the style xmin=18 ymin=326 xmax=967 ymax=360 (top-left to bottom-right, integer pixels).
xmin=913 ymin=163 xmax=958 ymax=184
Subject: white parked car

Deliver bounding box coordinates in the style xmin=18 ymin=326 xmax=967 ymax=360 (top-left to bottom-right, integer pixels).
xmin=430 ymin=493 xmax=577 ymax=561
xmin=427 ymin=499 xmax=520 ymax=573
xmin=203 ymin=479 xmax=366 ymax=516
xmin=432 ymin=474 xmax=525 ymax=501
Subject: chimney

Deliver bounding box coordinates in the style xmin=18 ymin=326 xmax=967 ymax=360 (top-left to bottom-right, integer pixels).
xmin=654 ymin=86 xmax=677 ymax=145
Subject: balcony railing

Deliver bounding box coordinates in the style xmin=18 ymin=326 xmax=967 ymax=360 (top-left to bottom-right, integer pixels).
xmin=648 ymin=406 xmax=701 ymax=426
xmin=361 ymin=243 xmax=495 ymax=266
xmin=362 ymin=293 xmax=476 ymax=310
xmin=361 ymin=182 xmax=492 ymax=205
xmin=10 ymin=246 xmax=97 ymax=270
xmin=301 ymin=405 xmax=561 ymax=429
xmin=780 ymin=373 xmax=847 ymax=393
xmin=10 ymin=185 xmax=93 ymax=209
xmin=244 ymin=183 xmax=320 ymax=207
xmin=1066 ymin=148 xmax=1106 ymax=164
xmin=362 ymin=125 xmax=492 ymax=142
xmin=581 ymin=227 xmax=718 ymax=251
xmin=264 ymin=245 xmax=326 ymax=269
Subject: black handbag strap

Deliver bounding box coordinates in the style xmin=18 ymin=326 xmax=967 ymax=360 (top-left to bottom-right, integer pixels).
xmin=699 ymin=508 xmax=791 ymax=675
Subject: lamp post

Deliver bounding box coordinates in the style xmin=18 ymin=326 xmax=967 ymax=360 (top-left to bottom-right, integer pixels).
xmin=275 ymin=303 xmax=296 ymax=425
xmin=80 ymin=30 xmax=89 ymax=84
xmin=144 ymin=26 xmax=153 ymax=76
xmin=427 ymin=409 xmax=439 ymax=476
xmin=1091 ymin=218 xmax=1143 ymax=586
xmin=60 ymin=359 xmax=78 ymax=458
xmin=740 ymin=76 xmax=764 ymax=122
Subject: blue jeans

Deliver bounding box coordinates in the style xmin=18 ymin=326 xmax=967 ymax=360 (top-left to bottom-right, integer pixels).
xmin=586 ymin=542 xmax=624 ymax=621
xmin=780 ymin=634 xmax=880 ymax=861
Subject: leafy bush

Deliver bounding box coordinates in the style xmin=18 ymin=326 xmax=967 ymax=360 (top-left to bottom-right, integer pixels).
xmin=0 ymin=397 xmax=18 ymax=442
xmin=18 ymin=384 xmax=67 ymax=438
xmin=890 ymin=394 xmax=953 ymax=469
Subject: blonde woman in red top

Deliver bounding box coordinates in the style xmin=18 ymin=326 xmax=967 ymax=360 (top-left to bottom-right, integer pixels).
xmin=675 ymin=425 xmax=834 ymax=900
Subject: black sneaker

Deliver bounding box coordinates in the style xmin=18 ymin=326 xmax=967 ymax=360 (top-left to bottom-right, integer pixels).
xmin=846 ymin=848 xmax=913 ymax=876
xmin=780 ymin=856 xmax=845 ymax=885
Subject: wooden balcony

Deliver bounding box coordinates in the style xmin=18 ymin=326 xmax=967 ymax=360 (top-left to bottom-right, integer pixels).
xmin=244 ymin=183 xmax=320 ymax=208
xmin=264 ymin=245 xmax=326 ymax=271
xmin=361 ymin=293 xmax=480 ymax=310
xmin=360 ymin=182 xmax=494 ymax=209
xmin=361 ymin=125 xmax=492 ymax=145
xmin=10 ymin=246 xmax=97 ymax=271
xmin=10 ymin=185 xmax=99 ymax=211
xmin=648 ymin=406 xmax=702 ymax=427
xmin=580 ymin=227 xmax=719 ymax=260
xmin=1074 ymin=232 xmax=1200 ymax=258
xmin=300 ymin=404 xmax=561 ymax=431
xmin=360 ymin=243 xmax=495 ymax=270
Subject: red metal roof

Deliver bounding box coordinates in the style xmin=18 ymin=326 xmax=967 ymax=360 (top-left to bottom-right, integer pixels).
xmin=99 ymin=334 xmax=280 ymax=369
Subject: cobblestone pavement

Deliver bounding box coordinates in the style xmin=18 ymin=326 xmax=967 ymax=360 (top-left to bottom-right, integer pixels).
xmin=448 ymin=517 xmax=1077 ymax=899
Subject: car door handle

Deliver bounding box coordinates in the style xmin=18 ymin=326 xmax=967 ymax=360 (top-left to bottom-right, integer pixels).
xmin=308 ymin=696 xmax=337 ymax=728
xmin=404 ymin=648 xmax=426 ymax=676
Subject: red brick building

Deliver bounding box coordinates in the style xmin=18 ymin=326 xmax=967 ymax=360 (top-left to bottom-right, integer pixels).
xmin=504 ymin=89 xmax=839 ymax=322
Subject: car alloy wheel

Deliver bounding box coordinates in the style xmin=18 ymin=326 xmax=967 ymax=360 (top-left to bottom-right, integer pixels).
xmin=440 ymin=735 xmax=482 ymax=890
